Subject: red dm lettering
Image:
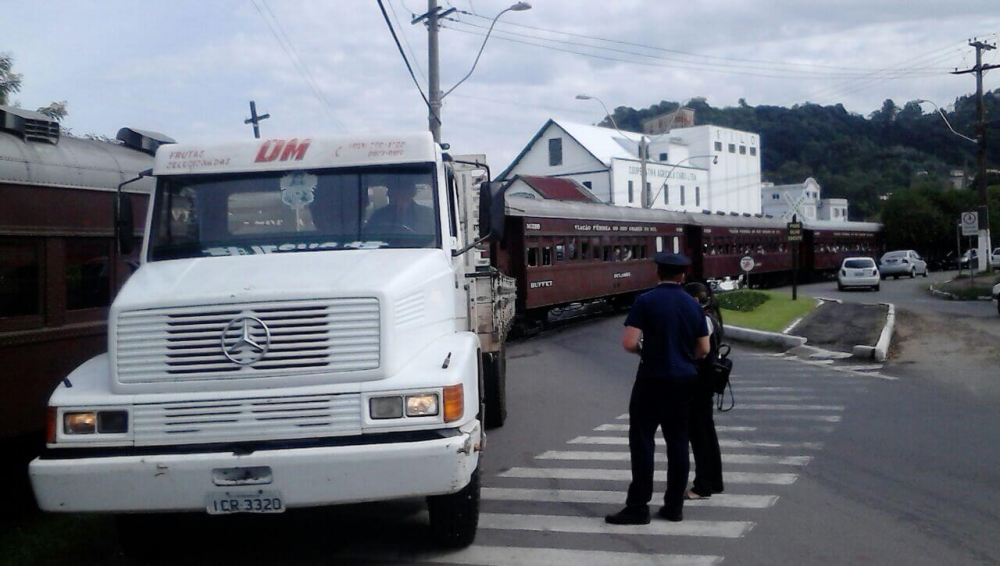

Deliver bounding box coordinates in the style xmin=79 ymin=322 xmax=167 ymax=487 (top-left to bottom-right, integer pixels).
xmin=255 ymin=139 xmax=286 ymax=162
xmin=280 ymin=138 xmax=311 ymax=161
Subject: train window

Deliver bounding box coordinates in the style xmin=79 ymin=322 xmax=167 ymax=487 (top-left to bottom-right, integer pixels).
xmin=580 ymin=239 xmax=589 ymax=260
xmin=542 ymin=245 xmax=552 ymax=266
xmin=673 ymin=237 xmax=680 ymax=254
xmin=569 ymin=238 xmax=580 ymax=260
xmin=655 ymin=236 xmax=663 ymax=253
xmin=65 ymin=239 xmax=112 ymax=310
xmin=527 ymin=247 xmax=538 ymax=267
xmin=591 ymin=237 xmax=601 ymax=260
xmin=0 ymin=241 xmax=41 ymax=318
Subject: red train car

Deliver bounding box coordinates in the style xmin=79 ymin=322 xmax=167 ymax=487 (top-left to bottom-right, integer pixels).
xmin=802 ymin=219 xmax=884 ymax=277
xmin=0 ymin=107 xmax=167 ymax=447
xmin=495 ymin=197 xmax=689 ymax=330
xmin=687 ymin=212 xmax=792 ymax=286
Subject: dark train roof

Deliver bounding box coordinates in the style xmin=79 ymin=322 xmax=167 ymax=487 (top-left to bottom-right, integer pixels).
xmin=505 ymin=195 xmax=694 ymax=224
xmin=0 ymin=105 xmax=166 ymax=194
xmin=687 ymin=210 xmax=787 ymax=230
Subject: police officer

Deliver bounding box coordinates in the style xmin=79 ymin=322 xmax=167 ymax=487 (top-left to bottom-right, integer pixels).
xmin=605 ymin=252 xmax=711 ymax=525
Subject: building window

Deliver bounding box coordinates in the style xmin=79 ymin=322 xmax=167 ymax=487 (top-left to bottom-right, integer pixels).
xmin=695 ymin=186 xmax=701 ymax=207
xmin=750 ymin=147 xmax=757 ymax=156
xmin=714 ymin=141 xmax=722 ymax=151
xmin=628 ymin=180 xmax=634 ymax=203
xmin=548 ymin=138 xmax=563 ymax=166
xmin=645 ymin=182 xmax=650 ymax=205
xmin=0 ymin=241 xmax=40 ymax=318
xmin=728 ymin=144 xmax=736 ymax=153
xmin=583 ymin=181 xmax=592 ymax=189
xmin=66 ymin=239 xmax=112 ymax=310
xmin=680 ymin=186 xmax=686 ymax=206
xmin=663 ymin=184 xmax=669 ymax=205
xmin=659 ymin=153 xmax=668 ymax=161
xmin=772 ymin=194 xmax=780 ymax=200
xmin=739 ymin=145 xmax=747 ymax=155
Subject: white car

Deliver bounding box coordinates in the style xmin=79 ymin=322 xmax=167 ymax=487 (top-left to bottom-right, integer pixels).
xmin=838 ymin=257 xmax=880 ymax=291
xmin=991 ymin=248 xmax=1000 ymax=270
xmin=879 ymin=250 xmax=928 ymax=279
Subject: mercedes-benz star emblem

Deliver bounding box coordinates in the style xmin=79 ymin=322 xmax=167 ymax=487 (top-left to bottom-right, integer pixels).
xmin=220 ymin=316 xmax=271 ymax=365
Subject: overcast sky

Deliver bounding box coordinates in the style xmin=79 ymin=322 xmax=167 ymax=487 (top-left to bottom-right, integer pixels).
xmin=3 ymin=1 xmax=999 ymax=169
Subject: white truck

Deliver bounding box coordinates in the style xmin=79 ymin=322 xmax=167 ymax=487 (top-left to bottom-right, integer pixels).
xmin=29 ymin=132 xmax=514 ymax=548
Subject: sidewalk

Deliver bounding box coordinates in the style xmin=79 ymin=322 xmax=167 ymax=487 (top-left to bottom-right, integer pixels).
xmin=726 ymin=299 xmax=895 ymax=362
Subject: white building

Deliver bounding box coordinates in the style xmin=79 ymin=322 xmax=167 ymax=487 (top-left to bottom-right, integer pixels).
xmin=761 ymin=177 xmax=849 ymax=222
xmin=500 ymin=118 xmax=762 ymax=215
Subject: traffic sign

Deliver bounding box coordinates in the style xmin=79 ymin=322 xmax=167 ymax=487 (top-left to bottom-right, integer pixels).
xmin=740 ymin=256 xmax=756 ymax=272
xmin=787 ymin=221 xmax=803 ymax=242
xmin=961 ymin=211 xmax=979 ymax=236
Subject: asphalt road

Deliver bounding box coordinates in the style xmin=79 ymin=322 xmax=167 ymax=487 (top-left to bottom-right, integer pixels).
xmin=781 ymin=270 xmax=1000 ymax=401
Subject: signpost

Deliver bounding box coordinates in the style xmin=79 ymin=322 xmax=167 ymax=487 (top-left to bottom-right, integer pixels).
xmin=787 ymin=218 xmax=803 ymax=300
xmin=961 ymin=211 xmax=979 ymax=283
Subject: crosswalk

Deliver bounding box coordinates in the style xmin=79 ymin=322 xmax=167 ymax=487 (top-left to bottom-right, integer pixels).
xmin=417 ymin=352 xmax=872 ymax=565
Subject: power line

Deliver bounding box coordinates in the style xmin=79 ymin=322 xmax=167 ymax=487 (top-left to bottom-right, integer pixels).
xmin=250 ymin=0 xmax=346 ymax=132
xmin=376 ymin=0 xmax=440 ymax=124
xmin=387 ymin=0 xmax=426 ymax=84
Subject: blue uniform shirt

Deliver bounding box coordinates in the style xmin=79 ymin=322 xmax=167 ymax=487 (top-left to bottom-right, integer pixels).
xmin=624 ymin=282 xmax=709 ymax=382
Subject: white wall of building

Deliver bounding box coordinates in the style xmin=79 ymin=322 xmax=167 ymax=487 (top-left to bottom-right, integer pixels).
xmin=668 ymin=126 xmax=762 ymax=215
xmin=503 ymin=121 xmax=613 ymax=201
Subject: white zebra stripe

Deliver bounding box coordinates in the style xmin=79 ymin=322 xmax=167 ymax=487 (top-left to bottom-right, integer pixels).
xmin=479 ymin=513 xmax=755 ymax=538
xmin=536 ymin=451 xmax=812 ymax=466
xmin=595 ymin=423 xmax=757 ymax=433
xmin=568 ymin=436 xmax=823 ymax=450
xmin=735 ymin=404 xmax=845 ymax=411
xmin=482 ymin=487 xmax=778 ymax=508
xmin=424 ymin=545 xmax=723 ymax=566
xmin=499 ymin=467 xmax=798 ymax=485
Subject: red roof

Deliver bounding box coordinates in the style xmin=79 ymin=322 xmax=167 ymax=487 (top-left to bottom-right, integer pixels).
xmin=517 ymin=175 xmax=599 ymax=202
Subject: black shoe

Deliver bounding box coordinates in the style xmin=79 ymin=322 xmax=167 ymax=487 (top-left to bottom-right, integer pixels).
xmin=605 ymin=507 xmax=650 ymax=525
xmin=657 ymin=506 xmax=683 ymax=522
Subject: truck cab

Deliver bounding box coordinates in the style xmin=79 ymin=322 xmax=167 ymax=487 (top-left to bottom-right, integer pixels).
xmin=29 ymin=133 xmax=513 ymax=548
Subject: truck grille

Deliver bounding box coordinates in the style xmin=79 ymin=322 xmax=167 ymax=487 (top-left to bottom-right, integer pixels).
xmin=115 ymin=299 xmax=380 ymax=383
xmin=131 ymin=393 xmax=362 ymax=446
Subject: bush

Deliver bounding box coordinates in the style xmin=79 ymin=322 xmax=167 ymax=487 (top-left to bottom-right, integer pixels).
xmin=718 ymin=290 xmax=770 ymax=312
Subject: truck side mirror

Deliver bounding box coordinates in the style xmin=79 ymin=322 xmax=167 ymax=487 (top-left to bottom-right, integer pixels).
xmin=478 ymin=180 xmax=509 ymax=242
xmin=115 ymin=193 xmax=135 ymax=256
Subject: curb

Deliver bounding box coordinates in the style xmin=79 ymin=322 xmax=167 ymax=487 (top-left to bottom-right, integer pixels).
xmin=727 ymin=300 xmax=895 ymax=363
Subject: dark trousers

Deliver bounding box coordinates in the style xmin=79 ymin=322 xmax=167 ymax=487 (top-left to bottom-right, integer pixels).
xmin=689 ymin=387 xmax=724 ymax=495
xmin=625 ymin=378 xmax=694 ymax=513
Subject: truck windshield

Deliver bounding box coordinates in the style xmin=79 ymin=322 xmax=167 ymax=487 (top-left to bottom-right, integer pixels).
xmin=148 ymin=165 xmax=439 ymax=260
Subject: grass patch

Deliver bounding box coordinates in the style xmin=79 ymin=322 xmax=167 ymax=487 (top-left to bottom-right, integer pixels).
xmin=937 ymin=272 xmax=1000 ymax=299
xmin=717 ymin=290 xmax=769 ymax=312
xmin=720 ymin=290 xmax=818 ymax=332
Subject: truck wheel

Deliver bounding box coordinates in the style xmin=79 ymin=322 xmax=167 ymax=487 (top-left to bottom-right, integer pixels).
xmin=427 ymin=466 xmax=480 ymax=548
xmin=483 ymin=346 xmax=507 ymax=429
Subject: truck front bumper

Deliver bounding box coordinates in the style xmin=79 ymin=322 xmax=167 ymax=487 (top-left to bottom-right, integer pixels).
xmin=30 ymin=421 xmax=480 ymax=513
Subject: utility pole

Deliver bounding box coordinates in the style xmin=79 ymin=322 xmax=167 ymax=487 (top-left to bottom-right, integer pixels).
xmin=425 ymin=0 xmax=443 ymax=143
xmin=244 ymin=100 xmax=270 ymax=139
xmin=952 ymin=39 xmax=998 ymax=271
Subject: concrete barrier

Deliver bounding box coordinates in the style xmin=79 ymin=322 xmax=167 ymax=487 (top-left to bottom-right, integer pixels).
xmin=725 ymin=325 xmax=807 ymax=349
xmin=873 ymin=302 xmax=895 ymax=362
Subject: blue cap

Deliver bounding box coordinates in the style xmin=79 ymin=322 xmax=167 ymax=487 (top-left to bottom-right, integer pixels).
xmin=653 ymin=252 xmax=691 ymax=267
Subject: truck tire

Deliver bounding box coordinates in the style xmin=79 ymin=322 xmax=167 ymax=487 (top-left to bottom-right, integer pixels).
xmin=483 ymin=346 xmax=507 ymax=429
xmin=427 ymin=465 xmax=480 ymax=548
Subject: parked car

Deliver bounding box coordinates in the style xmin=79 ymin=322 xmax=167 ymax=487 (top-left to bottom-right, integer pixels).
xmin=991 ymin=248 xmax=1000 ymax=270
xmin=927 ymin=251 xmax=959 ymax=271
xmin=838 ymin=257 xmax=880 ymax=291
xmin=879 ymin=250 xmax=928 ymax=279
xmin=959 ymin=249 xmax=979 ymax=269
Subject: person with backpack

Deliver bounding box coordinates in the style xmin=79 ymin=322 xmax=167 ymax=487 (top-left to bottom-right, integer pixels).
xmin=684 ymin=281 xmax=725 ymax=500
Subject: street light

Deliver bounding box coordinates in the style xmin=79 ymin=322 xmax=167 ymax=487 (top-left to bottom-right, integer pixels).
xmin=915 ymin=99 xmax=976 ymax=144
xmin=424 ymin=1 xmax=531 ymax=142
xmin=648 ymin=154 xmax=719 ymax=207
xmin=576 ymin=94 xmax=651 ymax=208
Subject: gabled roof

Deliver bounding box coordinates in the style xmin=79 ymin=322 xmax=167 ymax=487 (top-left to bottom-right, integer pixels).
xmin=499 ymin=118 xmax=644 ymax=180
xmin=515 ymin=175 xmax=600 ymax=202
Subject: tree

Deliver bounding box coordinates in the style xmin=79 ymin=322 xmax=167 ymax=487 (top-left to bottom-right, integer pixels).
xmin=0 ymin=52 xmax=23 ymax=106
xmin=37 ymin=101 xmax=68 ymax=121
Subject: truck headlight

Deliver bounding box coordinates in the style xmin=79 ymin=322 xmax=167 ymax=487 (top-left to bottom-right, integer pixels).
xmin=405 ymin=393 xmax=439 ymax=417
xmin=370 ymin=393 xmax=442 ymax=419
xmin=62 ymin=410 xmax=129 ymax=435
xmin=370 ymin=397 xmax=404 ymax=419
